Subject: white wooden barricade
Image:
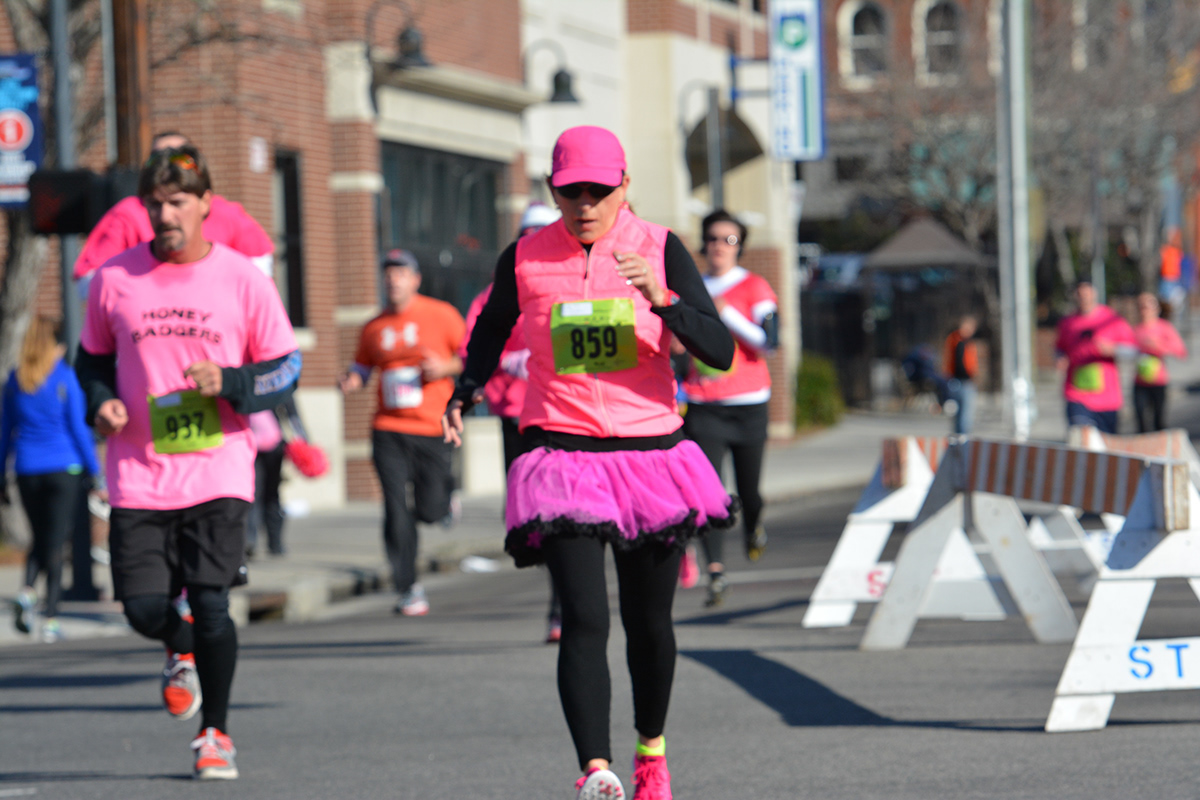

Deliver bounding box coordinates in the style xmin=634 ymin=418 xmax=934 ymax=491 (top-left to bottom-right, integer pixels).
xmin=1045 ymin=453 xmax=1198 ymax=732
xmin=803 ymin=436 xmax=1007 ymax=628
xmin=860 ymin=439 xmax=1186 ymax=653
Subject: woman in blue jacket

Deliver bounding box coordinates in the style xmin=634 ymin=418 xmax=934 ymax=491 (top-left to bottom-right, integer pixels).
xmin=3 ymin=317 xmax=101 ymax=642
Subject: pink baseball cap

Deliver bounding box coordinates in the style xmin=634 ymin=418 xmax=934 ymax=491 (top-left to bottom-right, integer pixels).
xmin=550 ymin=126 xmax=626 ymax=187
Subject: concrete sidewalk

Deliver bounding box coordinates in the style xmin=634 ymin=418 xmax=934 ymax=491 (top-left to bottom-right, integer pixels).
xmin=6 ymin=320 xmax=1200 ymax=647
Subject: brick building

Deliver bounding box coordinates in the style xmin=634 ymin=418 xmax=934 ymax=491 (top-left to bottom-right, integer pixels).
xmin=11 ymin=0 xmax=801 ymax=505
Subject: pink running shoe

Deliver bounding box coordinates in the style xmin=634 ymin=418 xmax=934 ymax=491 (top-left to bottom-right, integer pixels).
xmin=678 ymin=546 xmax=699 ymax=589
xmin=575 ymin=767 xmax=625 ymax=799
xmin=631 ymin=754 xmax=671 ymax=800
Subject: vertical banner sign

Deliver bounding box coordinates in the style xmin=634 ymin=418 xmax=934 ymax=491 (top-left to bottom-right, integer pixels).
xmin=0 ymin=54 xmax=41 ymax=207
xmin=770 ymin=0 xmax=825 ymax=161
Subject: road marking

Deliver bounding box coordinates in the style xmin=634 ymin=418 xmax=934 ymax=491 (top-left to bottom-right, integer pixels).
xmin=0 ymin=789 xmax=38 ymax=797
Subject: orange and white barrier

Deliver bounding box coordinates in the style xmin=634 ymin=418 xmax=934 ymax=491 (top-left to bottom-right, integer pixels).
xmin=802 ymin=436 xmax=1006 ymax=628
xmin=848 ymin=437 xmax=1200 ymax=732
xmin=861 ymin=439 xmax=1190 ymax=653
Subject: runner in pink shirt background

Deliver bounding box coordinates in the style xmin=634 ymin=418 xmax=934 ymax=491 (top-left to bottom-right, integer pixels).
xmin=1054 ymin=278 xmax=1136 ymax=434
xmin=76 ymin=145 xmax=299 ymax=781
xmin=73 ymin=132 xmax=274 ymax=297
xmin=1132 ymin=292 xmax=1188 ymax=432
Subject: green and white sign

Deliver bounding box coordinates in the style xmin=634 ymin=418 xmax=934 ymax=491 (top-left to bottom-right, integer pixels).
xmin=770 ymin=0 xmax=825 ymax=161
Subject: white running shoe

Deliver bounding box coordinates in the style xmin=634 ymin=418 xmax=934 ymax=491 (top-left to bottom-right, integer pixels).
xmin=576 ymin=767 xmax=625 ymax=799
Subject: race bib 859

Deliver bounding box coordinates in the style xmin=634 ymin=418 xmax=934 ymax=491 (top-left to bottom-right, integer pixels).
xmin=550 ymin=298 xmax=638 ymax=375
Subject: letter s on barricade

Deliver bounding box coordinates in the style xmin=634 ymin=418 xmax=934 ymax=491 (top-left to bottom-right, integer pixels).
xmin=1129 ymin=645 xmax=1153 ymax=680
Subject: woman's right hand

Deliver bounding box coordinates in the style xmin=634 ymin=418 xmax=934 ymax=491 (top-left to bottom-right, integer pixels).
xmin=442 ymin=389 xmax=485 ymax=447
xmin=442 ymin=400 xmax=466 ymax=447
xmin=95 ymin=399 xmax=128 ymax=437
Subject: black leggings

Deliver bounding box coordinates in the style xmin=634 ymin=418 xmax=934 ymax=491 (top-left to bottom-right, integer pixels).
xmin=1134 ymin=384 xmax=1167 ymax=433
xmin=124 ymin=586 xmax=237 ymax=733
xmin=542 ymin=535 xmax=682 ymax=769
xmin=17 ymin=471 xmax=84 ymax=618
xmin=683 ymin=403 xmax=767 ymax=567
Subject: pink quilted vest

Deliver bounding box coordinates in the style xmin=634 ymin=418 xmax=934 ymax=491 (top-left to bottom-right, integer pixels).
xmin=516 ymin=208 xmax=681 ymax=438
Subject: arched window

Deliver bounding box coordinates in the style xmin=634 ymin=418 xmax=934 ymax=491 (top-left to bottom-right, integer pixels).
xmin=838 ymin=1 xmax=889 ymax=89
xmin=851 ymin=4 xmax=887 ymax=76
xmin=925 ymin=1 xmax=962 ymax=75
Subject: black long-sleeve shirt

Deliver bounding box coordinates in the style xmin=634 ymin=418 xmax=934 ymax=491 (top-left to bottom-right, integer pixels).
xmin=452 ymin=231 xmax=733 ymax=409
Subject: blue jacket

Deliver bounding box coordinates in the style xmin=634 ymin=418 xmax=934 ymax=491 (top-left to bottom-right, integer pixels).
xmin=0 ymin=360 xmax=101 ymax=477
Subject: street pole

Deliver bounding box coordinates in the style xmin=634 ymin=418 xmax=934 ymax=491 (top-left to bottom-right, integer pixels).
xmin=706 ymin=86 xmax=724 ymax=210
xmin=112 ymin=0 xmax=150 ymax=166
xmin=50 ymin=0 xmax=79 ymax=360
xmin=996 ymin=0 xmax=1034 ymax=439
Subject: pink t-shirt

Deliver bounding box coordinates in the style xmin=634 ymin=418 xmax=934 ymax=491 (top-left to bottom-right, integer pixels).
xmin=81 ymin=242 xmax=298 ymax=510
xmin=1134 ymin=317 xmax=1188 ymax=386
xmin=74 ymin=195 xmax=275 ymax=280
xmin=1055 ymin=306 xmax=1136 ymax=411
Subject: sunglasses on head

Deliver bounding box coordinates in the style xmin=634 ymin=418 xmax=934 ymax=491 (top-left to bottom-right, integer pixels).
xmin=555 ymin=182 xmax=619 ymax=201
xmin=146 ymin=150 xmax=198 ymax=172
xmin=704 ymin=233 xmax=740 ymax=246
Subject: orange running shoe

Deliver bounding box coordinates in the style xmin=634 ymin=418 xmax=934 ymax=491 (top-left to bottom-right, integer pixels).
xmin=191 ymin=727 xmax=238 ymax=780
xmin=162 ymin=650 xmax=202 ymax=720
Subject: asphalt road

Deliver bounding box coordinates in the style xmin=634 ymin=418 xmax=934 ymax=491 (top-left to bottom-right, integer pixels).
xmin=6 ymin=486 xmax=1200 ymax=800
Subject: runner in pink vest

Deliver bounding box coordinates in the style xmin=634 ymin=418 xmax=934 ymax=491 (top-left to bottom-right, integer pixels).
xmin=1132 ymin=292 xmax=1187 ymax=432
xmin=74 ymin=132 xmax=274 ymax=298
xmin=444 ymin=126 xmax=735 ymax=800
xmin=1055 ymin=278 xmax=1136 ymax=433
xmin=681 ymin=209 xmax=778 ymax=607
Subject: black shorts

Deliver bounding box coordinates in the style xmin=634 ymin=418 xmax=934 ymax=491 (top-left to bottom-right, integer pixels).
xmin=683 ymin=401 xmax=769 ymax=446
xmin=109 ymin=498 xmax=250 ymax=599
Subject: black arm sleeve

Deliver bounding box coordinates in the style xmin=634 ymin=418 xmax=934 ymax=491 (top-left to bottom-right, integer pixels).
xmin=652 ymin=232 xmax=735 ymax=370
xmin=219 ymin=350 xmax=302 ymax=415
xmin=75 ymin=346 xmax=118 ymax=427
xmin=451 ymin=242 xmax=521 ymax=411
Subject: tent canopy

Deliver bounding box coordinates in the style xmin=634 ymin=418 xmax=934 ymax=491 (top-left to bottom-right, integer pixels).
xmin=863 ymin=217 xmax=989 ymax=270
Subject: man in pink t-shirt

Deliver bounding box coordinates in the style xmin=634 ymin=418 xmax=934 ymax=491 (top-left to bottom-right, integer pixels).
xmin=73 ymin=132 xmax=274 ymax=297
xmin=1055 ymin=279 xmax=1136 ymax=433
xmin=76 ymin=145 xmax=299 ymax=781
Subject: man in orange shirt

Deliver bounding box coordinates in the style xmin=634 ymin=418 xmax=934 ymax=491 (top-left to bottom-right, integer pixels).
xmin=339 ymin=249 xmax=465 ymax=616
xmin=943 ymin=314 xmax=978 ymax=435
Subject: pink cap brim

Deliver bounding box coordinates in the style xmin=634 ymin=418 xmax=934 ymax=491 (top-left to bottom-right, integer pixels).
xmin=550 ymin=167 xmax=624 ymax=187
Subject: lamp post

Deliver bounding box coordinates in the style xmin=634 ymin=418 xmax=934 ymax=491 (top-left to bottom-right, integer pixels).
xmin=364 ymin=0 xmax=432 ymax=113
xmin=996 ymin=0 xmax=1034 ymax=439
xmin=523 ymin=39 xmax=579 ymax=104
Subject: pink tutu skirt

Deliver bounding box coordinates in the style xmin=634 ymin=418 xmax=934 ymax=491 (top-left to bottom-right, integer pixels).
xmin=504 ymin=438 xmax=737 ymax=566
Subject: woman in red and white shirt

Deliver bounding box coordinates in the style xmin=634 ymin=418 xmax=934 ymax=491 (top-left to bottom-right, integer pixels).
xmin=681 ymin=209 xmax=778 ymax=608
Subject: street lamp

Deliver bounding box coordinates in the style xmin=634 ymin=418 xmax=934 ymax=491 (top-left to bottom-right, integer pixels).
xmin=523 ymin=39 xmax=579 ymax=104
xmin=364 ymin=0 xmax=432 ymax=112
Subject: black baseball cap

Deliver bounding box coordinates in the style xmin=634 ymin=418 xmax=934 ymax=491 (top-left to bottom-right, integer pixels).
xmin=381 ymin=248 xmax=419 ymax=272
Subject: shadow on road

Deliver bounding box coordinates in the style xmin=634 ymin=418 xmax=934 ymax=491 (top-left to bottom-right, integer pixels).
xmin=681 ymin=648 xmax=1046 ymax=732
xmin=0 ymin=771 xmax=190 ymax=783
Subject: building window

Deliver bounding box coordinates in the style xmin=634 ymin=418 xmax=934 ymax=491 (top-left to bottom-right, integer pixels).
xmin=925 ymin=2 xmax=961 ymax=74
xmin=379 ymin=142 xmax=503 ymax=313
xmin=272 ymin=151 xmax=306 ymax=328
xmin=851 ymin=4 xmax=887 ymax=75
xmin=914 ymin=0 xmax=962 ymax=85
xmin=838 ymin=1 xmax=889 ymax=90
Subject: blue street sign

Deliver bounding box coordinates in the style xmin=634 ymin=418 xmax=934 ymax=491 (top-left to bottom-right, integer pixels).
xmin=0 ymin=54 xmax=42 ymax=207
xmin=770 ymin=0 xmax=825 ymax=161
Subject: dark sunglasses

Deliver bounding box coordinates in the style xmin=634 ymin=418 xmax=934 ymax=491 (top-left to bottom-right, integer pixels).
xmin=555 ymin=182 xmax=619 ymax=201
xmin=704 ymin=233 xmax=740 ymax=246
